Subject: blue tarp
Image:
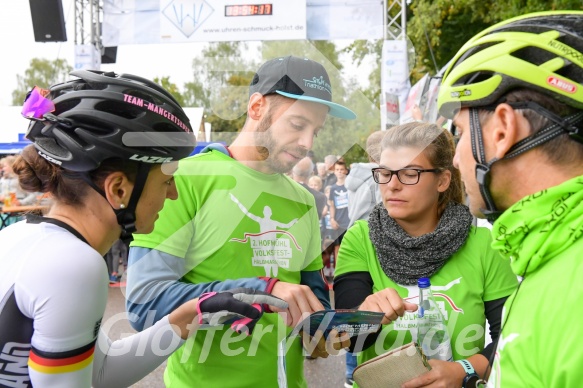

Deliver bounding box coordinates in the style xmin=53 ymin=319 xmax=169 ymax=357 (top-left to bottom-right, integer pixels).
xmin=0 ymin=141 xmax=32 ymax=154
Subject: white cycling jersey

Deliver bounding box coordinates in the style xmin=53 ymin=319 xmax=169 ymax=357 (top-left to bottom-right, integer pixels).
xmin=0 ymin=218 xmax=185 ymax=388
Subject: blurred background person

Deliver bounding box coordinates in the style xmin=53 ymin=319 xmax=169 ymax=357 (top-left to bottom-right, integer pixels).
xmin=322 ymin=154 xmax=339 ymax=189
xmin=345 ymin=130 xmax=385 ymax=229
xmin=291 ymin=156 xmax=327 ymax=223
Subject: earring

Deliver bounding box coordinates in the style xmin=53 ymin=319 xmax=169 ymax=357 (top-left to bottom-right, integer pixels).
xmin=119 ymin=204 xmax=126 ymax=209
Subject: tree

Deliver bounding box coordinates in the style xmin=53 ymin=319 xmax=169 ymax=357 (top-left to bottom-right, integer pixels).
xmin=181 ymin=42 xmax=257 ymax=143
xmin=344 ymin=0 xmax=583 ymax=106
xmin=177 ymin=39 xmax=377 ymax=160
xmin=12 ymin=58 xmax=72 ymax=105
xmin=409 ymin=0 xmax=583 ymax=78
xmin=154 ymin=76 xmax=186 ymax=107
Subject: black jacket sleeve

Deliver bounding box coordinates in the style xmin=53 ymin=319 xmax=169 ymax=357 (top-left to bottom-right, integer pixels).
xmin=480 ymin=296 xmax=508 ymax=360
xmin=334 ymin=271 xmax=381 ymax=352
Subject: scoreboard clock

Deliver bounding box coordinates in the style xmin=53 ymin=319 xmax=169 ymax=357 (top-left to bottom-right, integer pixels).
xmin=224 ymin=4 xmax=273 ymax=17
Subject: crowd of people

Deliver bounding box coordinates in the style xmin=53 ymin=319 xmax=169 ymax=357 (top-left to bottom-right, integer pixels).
xmin=1 ymin=10 xmax=582 ymax=388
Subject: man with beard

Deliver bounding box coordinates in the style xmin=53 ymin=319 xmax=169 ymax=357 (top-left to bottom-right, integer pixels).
xmin=126 ymin=56 xmax=355 ymax=387
xmin=437 ymin=11 xmax=583 ymax=386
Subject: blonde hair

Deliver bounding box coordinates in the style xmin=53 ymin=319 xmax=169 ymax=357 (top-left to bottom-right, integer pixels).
xmin=1 ymin=155 xmax=17 ymax=168
xmin=381 ymin=122 xmax=463 ymax=214
xmin=308 ymin=175 xmax=323 ymax=191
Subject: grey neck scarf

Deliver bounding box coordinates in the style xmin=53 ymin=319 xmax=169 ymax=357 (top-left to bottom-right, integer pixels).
xmin=368 ymin=202 xmax=473 ymax=285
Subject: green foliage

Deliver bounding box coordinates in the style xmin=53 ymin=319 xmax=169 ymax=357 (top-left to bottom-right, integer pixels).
xmin=342 ymin=143 xmax=368 ymax=167
xmin=181 ymin=42 xmax=257 ymax=138
xmin=408 ymin=0 xmax=583 ymax=81
xmin=154 ymin=76 xmax=185 ymax=106
xmin=177 ymin=39 xmax=378 ymax=160
xmin=12 ymin=58 xmax=72 ymax=105
xmin=407 ymin=0 xmax=493 ymax=78
xmin=343 ymin=0 xmax=583 ymax=105
xmin=491 ymin=0 xmax=583 ymax=20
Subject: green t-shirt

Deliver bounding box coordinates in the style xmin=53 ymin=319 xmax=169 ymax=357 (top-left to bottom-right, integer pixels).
xmin=334 ymin=221 xmax=518 ymax=365
xmin=486 ymin=176 xmax=583 ymax=387
xmin=132 ymin=150 xmax=323 ymax=388
xmin=487 ymin=239 xmax=583 ymax=387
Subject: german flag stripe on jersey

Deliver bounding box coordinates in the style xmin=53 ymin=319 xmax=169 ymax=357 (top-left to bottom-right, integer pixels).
xmin=28 ymin=341 xmax=95 ymax=374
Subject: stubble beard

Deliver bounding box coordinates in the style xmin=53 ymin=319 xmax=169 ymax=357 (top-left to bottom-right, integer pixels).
xmin=255 ymin=111 xmax=306 ymax=174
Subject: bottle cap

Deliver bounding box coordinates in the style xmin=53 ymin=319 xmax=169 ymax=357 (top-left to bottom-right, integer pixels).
xmin=418 ymin=277 xmax=431 ymax=288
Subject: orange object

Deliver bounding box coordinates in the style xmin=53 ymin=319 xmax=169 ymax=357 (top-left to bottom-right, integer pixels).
xmin=9 ymin=193 xmax=18 ymax=207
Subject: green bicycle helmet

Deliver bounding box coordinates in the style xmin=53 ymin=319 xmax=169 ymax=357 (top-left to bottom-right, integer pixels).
xmin=437 ymin=11 xmax=583 ymax=222
xmin=438 ymin=11 xmax=583 ymax=119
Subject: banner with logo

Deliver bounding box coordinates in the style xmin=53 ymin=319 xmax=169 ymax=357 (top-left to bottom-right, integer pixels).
xmin=306 ymin=0 xmax=384 ymax=40
xmin=381 ymin=40 xmax=410 ymax=126
xmin=75 ymin=44 xmax=101 ymax=71
xmin=103 ymin=0 xmax=307 ymax=45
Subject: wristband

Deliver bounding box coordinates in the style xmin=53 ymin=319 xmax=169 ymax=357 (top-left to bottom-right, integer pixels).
xmin=455 ymin=359 xmax=480 ymax=388
xmin=258 ymin=277 xmax=280 ymax=312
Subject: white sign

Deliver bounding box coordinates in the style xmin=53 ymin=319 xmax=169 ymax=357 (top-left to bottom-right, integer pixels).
xmin=381 ymin=40 xmax=410 ymax=120
xmin=103 ymin=0 xmax=307 ymax=45
xmin=381 ymin=40 xmax=409 ymax=94
xmin=75 ymin=44 xmax=101 ymax=71
xmin=306 ymin=0 xmax=384 ymax=40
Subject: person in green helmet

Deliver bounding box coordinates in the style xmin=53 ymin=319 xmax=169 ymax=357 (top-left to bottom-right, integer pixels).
xmin=438 ymin=10 xmax=583 ymax=387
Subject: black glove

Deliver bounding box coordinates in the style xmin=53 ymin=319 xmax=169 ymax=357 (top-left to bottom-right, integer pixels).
xmin=197 ymin=288 xmax=288 ymax=335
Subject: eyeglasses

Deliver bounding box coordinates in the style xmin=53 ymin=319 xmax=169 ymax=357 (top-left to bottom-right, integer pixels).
xmin=21 ymin=86 xmax=55 ymax=120
xmin=371 ymin=167 xmax=441 ymax=185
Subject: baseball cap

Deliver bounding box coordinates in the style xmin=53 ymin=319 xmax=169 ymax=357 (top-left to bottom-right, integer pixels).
xmin=249 ymin=56 xmax=356 ymax=120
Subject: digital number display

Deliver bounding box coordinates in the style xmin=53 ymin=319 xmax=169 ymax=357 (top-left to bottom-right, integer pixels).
xmin=225 ymin=4 xmax=273 ymax=17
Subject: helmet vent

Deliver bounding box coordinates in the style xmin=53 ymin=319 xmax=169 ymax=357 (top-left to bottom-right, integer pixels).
xmin=455 ymin=71 xmax=495 ymax=87
xmin=96 ymin=100 xmax=146 ymax=120
xmin=55 ymin=98 xmax=81 ymax=115
xmin=451 ymin=41 xmax=501 ymax=75
xmin=511 ymin=47 xmax=555 ymax=66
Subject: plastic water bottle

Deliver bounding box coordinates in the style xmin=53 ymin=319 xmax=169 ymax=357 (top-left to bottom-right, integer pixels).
xmin=416 ymin=277 xmax=453 ymax=361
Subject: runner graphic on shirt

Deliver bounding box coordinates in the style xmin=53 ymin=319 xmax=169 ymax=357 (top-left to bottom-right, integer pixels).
xmin=394 ymin=277 xmax=464 ymax=333
xmin=230 ymin=193 xmax=298 ymax=276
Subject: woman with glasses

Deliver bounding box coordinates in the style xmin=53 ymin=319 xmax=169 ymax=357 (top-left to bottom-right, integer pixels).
xmin=0 ymin=71 xmax=286 ymax=388
xmin=334 ymin=122 xmax=517 ymax=387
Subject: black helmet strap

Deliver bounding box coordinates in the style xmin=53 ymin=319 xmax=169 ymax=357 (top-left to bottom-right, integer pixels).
xmin=469 ymin=108 xmax=501 ymax=223
xmin=75 ymin=163 xmax=151 ymax=243
xmin=114 ymin=163 xmax=151 ymax=244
